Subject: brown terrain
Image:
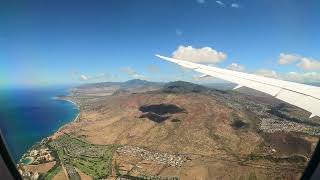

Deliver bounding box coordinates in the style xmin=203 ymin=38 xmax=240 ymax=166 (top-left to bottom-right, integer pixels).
xmin=54 ymin=80 xmax=319 ymax=179
xmin=24 ymin=161 xmax=56 ymax=174
xmin=19 ymin=80 xmax=320 ymax=179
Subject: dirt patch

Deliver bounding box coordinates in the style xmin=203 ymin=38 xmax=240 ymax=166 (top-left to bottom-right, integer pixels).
xmin=264 ymin=132 xmax=313 ymax=156
xmin=52 ymin=166 xmax=68 ymax=180
xmin=75 ymin=167 xmax=92 ymax=180
xmin=24 ymin=161 xmax=56 ymax=174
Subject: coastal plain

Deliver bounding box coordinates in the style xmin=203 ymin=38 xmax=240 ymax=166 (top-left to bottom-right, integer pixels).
xmin=18 ymin=80 xmax=320 ymax=180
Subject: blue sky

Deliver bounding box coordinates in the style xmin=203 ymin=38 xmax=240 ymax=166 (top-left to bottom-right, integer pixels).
xmin=1 ymin=0 xmax=320 ymax=87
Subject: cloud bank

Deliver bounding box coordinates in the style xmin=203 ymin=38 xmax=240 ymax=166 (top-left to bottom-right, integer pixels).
xmin=285 ymin=72 xmax=320 ymax=83
xmin=278 ymin=53 xmax=320 ymax=71
xmin=252 ymin=70 xmax=320 ymax=83
xmin=79 ymin=73 xmax=109 ymax=81
xmin=254 ymin=69 xmax=278 ymax=78
xmin=297 ymin=57 xmax=320 ymax=71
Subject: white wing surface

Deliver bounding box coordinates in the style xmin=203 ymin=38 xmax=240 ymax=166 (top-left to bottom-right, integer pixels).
xmin=156 ymin=54 xmax=320 ymax=118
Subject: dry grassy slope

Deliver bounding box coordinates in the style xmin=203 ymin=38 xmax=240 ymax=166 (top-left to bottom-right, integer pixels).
xmin=69 ymin=91 xmax=261 ymax=159
xmin=56 ymin=89 xmax=316 ymax=179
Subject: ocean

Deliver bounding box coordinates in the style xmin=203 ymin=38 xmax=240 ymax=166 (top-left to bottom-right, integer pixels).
xmin=0 ymin=86 xmax=79 ymax=163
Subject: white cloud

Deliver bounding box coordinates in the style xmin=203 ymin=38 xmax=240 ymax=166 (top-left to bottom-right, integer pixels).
xmin=133 ymin=74 xmax=146 ymax=79
xmin=215 ymin=1 xmax=225 ymax=7
xmin=196 ymin=0 xmax=205 ymax=4
xmin=122 ymin=67 xmax=136 ymax=75
xmin=285 ymin=72 xmax=320 ymax=83
xmin=231 ymin=3 xmax=240 ymax=8
xmin=253 ymin=70 xmax=320 ymax=83
xmin=80 ymin=75 xmax=89 ymax=81
xmin=122 ymin=67 xmax=146 ymax=79
xmin=227 ymin=63 xmax=245 ymax=71
xmin=277 ymin=53 xmax=320 ymax=71
xmin=254 ymin=69 xmax=278 ymax=78
xmin=79 ymin=73 xmax=109 ymax=81
xmin=297 ymin=57 xmax=320 ymax=71
xmin=172 ymin=45 xmax=227 ymax=64
xmin=278 ymin=53 xmax=300 ymax=65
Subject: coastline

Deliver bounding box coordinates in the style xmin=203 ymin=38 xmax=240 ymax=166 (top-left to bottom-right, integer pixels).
xmin=52 ymin=96 xmax=80 ymax=134
xmin=51 ymin=96 xmax=80 ymax=109
xmin=18 ymin=95 xmax=80 ymax=164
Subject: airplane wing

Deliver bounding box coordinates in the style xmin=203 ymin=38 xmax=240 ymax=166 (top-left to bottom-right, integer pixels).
xmin=156 ymin=54 xmax=320 ymax=118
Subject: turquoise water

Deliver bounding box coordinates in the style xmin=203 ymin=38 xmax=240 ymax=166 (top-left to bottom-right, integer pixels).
xmin=21 ymin=157 xmax=33 ymax=165
xmin=0 ymin=86 xmax=79 ymax=163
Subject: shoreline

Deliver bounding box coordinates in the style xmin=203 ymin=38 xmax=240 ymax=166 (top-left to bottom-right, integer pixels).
xmin=52 ymin=96 xmax=80 ymax=134
xmin=18 ymin=95 xmax=80 ymax=164
xmin=52 ymin=96 xmax=80 ymax=109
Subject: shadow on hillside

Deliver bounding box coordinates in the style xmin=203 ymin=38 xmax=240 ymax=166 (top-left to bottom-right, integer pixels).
xmin=139 ymin=104 xmax=185 ymax=123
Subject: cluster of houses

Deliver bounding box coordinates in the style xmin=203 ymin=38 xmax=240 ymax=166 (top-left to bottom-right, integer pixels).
xmin=30 ymin=148 xmax=54 ymax=163
xmin=17 ymin=148 xmax=54 ymax=179
xmin=17 ymin=164 xmax=39 ymax=180
xmin=117 ymin=145 xmax=187 ymax=167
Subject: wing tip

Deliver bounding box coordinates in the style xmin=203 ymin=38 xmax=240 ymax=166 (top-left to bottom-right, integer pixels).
xmin=233 ymin=84 xmax=243 ymax=90
xmin=155 ymin=54 xmax=167 ymax=59
xmin=155 ymin=54 xmax=177 ymax=63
